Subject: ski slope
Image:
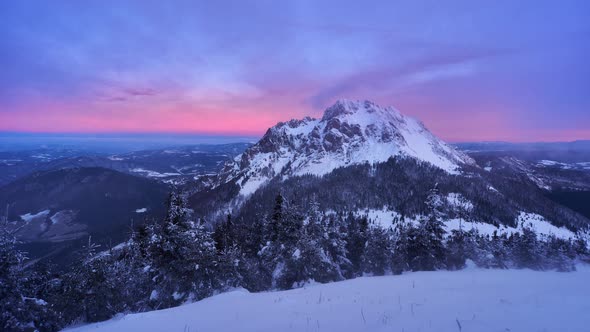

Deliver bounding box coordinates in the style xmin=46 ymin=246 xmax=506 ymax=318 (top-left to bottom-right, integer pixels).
xmin=64 ymin=265 xmax=590 ymax=332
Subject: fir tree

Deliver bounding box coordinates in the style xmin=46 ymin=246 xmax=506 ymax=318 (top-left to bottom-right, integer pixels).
xmin=391 ymin=221 xmax=412 ymax=274
xmin=363 ymin=226 xmax=392 ymax=276
xmin=408 ymin=188 xmax=447 ymax=271
xmin=512 ymin=225 xmax=542 ymax=269
xmin=345 ymin=214 xmax=368 ymax=277
xmin=149 ymin=192 xmax=220 ymax=308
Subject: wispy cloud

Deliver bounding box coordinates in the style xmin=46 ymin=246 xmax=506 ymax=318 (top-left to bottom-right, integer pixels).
xmin=0 ymin=0 xmax=588 ymax=141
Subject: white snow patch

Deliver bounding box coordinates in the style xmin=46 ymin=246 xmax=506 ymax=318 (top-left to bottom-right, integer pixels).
xmin=353 ymin=208 xmax=576 ymax=240
xmin=63 ymin=267 xmax=590 ymax=332
xmin=516 ymin=212 xmax=576 ymax=240
xmin=239 ymin=177 xmax=269 ymax=196
xmin=444 ymin=212 xmax=577 ymax=240
xmin=49 ymin=211 xmax=68 ymax=224
xmin=537 ymin=160 xmax=590 ymax=170
xmin=446 ymin=193 xmax=473 ymax=211
xmin=135 ymin=208 xmax=147 ymax=213
xmin=444 ymin=219 xmax=514 ymax=237
xmin=355 ymin=208 xmax=401 ymax=228
xmin=20 ymin=210 xmax=50 ymax=223
xmin=149 ymin=290 xmax=158 ymax=301
xmin=131 ymin=168 xmax=181 ymax=178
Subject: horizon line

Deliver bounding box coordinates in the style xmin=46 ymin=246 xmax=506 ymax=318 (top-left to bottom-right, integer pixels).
xmin=0 ymin=130 xmax=588 ymax=145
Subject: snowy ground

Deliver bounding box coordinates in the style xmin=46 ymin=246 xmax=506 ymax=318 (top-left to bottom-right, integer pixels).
xmin=64 ymin=265 xmax=590 ymax=332
xmin=355 ymin=207 xmax=579 ymax=241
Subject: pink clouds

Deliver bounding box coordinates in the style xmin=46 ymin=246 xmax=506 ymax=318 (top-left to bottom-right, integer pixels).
xmin=0 ymin=90 xmax=306 ymax=136
xmin=1 ymin=94 xmax=586 ymax=143
xmin=0 ymin=62 xmax=587 ymax=143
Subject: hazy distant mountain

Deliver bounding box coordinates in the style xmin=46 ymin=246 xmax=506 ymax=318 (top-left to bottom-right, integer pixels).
xmin=0 ymin=143 xmax=251 ymax=186
xmin=0 ymin=167 xmax=169 ymax=265
xmin=454 ymin=141 xmax=590 ymax=164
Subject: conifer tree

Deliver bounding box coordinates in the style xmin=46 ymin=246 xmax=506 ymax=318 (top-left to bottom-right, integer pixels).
xmin=363 ymin=225 xmax=392 ymax=276
xmin=345 ymin=214 xmax=369 ymax=277
xmin=408 ymin=187 xmax=447 ymax=271
xmin=391 ymin=221 xmax=411 ymax=274
xmin=149 ymin=192 xmax=219 ymax=307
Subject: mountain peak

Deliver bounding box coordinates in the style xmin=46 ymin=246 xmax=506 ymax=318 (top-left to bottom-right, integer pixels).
xmin=321 ymin=99 xmax=399 ymax=122
xmin=219 ymin=99 xmax=474 ymax=197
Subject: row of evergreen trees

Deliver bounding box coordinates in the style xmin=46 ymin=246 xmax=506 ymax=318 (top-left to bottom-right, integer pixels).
xmin=1 ymin=190 xmax=588 ymax=331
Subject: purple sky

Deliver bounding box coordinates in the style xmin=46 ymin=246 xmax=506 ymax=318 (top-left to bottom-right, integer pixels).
xmin=1 ymin=0 xmax=589 ymax=142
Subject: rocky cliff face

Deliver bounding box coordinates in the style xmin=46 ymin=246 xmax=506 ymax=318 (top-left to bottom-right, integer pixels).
xmin=217 ymin=99 xmax=474 ymax=197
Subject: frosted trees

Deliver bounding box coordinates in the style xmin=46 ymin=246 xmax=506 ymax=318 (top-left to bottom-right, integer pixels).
xmin=345 ymin=214 xmax=368 ymax=277
xmin=259 ymin=193 xmax=305 ymax=289
xmin=214 ymin=215 xmax=246 ymax=290
xmin=0 ymin=221 xmax=28 ymax=330
xmin=391 ymin=221 xmax=411 ymax=274
xmin=363 ymin=226 xmax=392 ymax=276
xmin=260 ymin=195 xmax=347 ymax=289
xmin=148 ymin=193 xmax=219 ymax=307
xmin=407 ymin=188 xmax=447 ymax=271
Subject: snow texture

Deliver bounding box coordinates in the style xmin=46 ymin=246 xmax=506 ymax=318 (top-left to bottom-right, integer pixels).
xmin=20 ymin=209 xmax=50 ymax=223
xmin=355 ymin=209 xmax=577 ymax=240
xmin=219 ymin=100 xmax=474 ymax=197
xmin=516 ymin=212 xmax=576 ymax=240
xmin=537 ymin=160 xmax=590 ymax=170
xmin=64 ymin=266 xmax=590 ymax=332
xmin=130 ymin=168 xmax=181 ymax=178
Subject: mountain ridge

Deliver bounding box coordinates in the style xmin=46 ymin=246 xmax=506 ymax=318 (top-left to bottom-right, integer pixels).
xmin=218 ymin=99 xmax=474 ymax=197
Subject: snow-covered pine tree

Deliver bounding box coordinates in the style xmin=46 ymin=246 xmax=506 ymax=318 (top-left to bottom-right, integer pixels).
xmin=446 ymin=229 xmax=469 ymax=270
xmin=117 ymin=223 xmax=155 ymax=312
xmin=322 ymin=215 xmax=351 ymax=280
xmin=213 ymin=214 xmax=235 ymax=253
xmin=543 ymin=236 xmax=575 ymax=272
xmin=345 ymin=213 xmax=369 ymax=277
xmin=391 ymin=220 xmax=412 ymax=274
xmin=62 ymin=237 xmax=122 ymax=323
xmin=233 ymin=215 xmax=270 ymax=292
xmin=284 ymin=204 xmax=341 ymax=287
xmin=363 ymin=225 xmax=392 ymax=276
xmin=259 ymin=194 xmax=306 ymax=289
xmin=267 ymin=193 xmax=284 ymax=243
xmin=214 ymin=214 xmax=246 ymax=290
xmin=408 ymin=187 xmax=447 ymax=271
xmin=148 ymin=192 xmax=219 ymax=308
xmin=512 ymin=225 xmax=542 ymax=269
xmin=487 ymin=231 xmax=509 ymax=269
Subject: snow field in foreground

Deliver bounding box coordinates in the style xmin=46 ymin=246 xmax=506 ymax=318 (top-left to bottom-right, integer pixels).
xmin=65 ymin=266 xmax=590 ymax=332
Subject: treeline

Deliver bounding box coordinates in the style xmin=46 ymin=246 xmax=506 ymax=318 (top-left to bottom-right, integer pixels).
xmin=1 ymin=189 xmax=589 ymax=331
xmin=195 ymin=157 xmax=588 ymax=233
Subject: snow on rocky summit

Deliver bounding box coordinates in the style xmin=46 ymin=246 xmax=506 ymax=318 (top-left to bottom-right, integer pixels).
xmin=219 ymin=100 xmax=474 ymax=196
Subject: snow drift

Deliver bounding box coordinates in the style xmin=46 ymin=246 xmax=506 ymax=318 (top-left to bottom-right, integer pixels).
xmin=64 ymin=266 xmax=590 ymax=332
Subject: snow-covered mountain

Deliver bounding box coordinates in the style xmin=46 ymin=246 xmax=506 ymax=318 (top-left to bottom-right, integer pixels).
xmin=219 ymin=100 xmax=474 ymax=197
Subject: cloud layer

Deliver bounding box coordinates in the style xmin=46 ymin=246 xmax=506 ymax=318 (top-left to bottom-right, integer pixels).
xmin=1 ymin=0 xmax=588 ymax=141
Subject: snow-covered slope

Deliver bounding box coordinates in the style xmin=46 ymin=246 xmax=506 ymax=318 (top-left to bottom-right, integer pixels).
xmin=65 ymin=266 xmax=590 ymax=332
xmin=355 ymin=208 xmax=579 ymax=240
xmin=219 ymin=100 xmax=474 ymax=196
